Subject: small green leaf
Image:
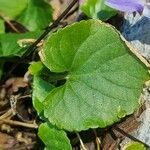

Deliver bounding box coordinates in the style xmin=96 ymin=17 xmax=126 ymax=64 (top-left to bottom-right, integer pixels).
xmin=0 ymin=0 xmax=28 ymax=19
xmin=17 ymin=0 xmax=53 ymax=31
xmin=29 ymin=61 xmax=44 ymax=75
xmin=123 ymin=142 xmax=146 ymax=150
xmin=0 ymin=19 xmax=5 ymax=34
xmin=80 ymin=0 xmax=117 ymax=20
xmin=40 ymin=20 xmax=149 ymax=131
xmin=38 ymin=123 xmax=72 ymax=150
xmin=32 ymin=76 xmax=54 ymax=116
xmin=0 ymin=31 xmax=41 ymax=57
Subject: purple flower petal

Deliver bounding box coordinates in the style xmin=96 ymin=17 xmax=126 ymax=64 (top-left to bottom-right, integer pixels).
xmin=105 ymin=0 xmax=144 ymax=13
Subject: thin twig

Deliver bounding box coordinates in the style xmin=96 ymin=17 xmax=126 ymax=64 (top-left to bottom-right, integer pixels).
xmin=76 ymin=132 xmax=87 ymax=150
xmin=114 ymin=126 xmax=150 ymax=148
xmin=93 ymin=129 xmax=101 ymax=150
xmin=0 ymin=15 xmax=20 ymax=33
xmin=1 ymin=0 xmax=79 ymax=84
xmin=18 ymin=94 xmax=31 ymax=100
xmin=0 ymin=119 xmax=38 ymax=129
xmin=0 ymin=110 xmax=7 ymax=115
xmin=64 ymin=5 xmax=79 ymax=19
xmin=0 ymin=109 xmax=13 ymax=120
xmin=5 ymin=20 xmax=20 ymax=33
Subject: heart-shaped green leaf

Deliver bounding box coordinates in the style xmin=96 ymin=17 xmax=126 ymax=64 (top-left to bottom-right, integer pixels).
xmin=40 ymin=20 xmax=149 ymax=131
xmin=17 ymin=0 xmax=53 ymax=31
xmin=38 ymin=123 xmax=72 ymax=150
xmin=0 ymin=19 xmax=5 ymax=34
xmin=32 ymin=75 xmax=54 ymax=116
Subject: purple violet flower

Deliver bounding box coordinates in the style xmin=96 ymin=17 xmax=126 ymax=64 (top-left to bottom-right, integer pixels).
xmin=105 ymin=0 xmax=144 ymax=13
xmin=105 ymin=0 xmax=150 ymax=18
xmin=80 ymin=0 xmax=150 ymax=18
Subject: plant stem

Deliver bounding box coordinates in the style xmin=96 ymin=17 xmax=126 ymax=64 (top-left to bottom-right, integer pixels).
xmin=76 ymin=132 xmax=87 ymax=150
xmin=93 ymin=129 xmax=101 ymax=150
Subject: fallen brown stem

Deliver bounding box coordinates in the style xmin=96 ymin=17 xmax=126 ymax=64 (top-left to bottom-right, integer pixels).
xmin=0 ymin=119 xmax=38 ymax=129
xmin=0 ymin=15 xmax=20 ymax=33
xmin=0 ymin=109 xmax=13 ymax=120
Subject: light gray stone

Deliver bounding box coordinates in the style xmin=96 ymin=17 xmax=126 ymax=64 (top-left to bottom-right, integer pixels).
xmin=122 ymin=12 xmax=150 ymax=148
xmin=122 ymin=13 xmax=150 ymax=62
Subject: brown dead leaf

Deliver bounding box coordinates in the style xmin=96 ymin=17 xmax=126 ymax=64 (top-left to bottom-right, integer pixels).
xmin=16 ymin=132 xmax=32 ymax=145
xmin=0 ymin=88 xmax=7 ymax=108
xmin=101 ymin=116 xmax=140 ymax=150
xmin=0 ymin=132 xmax=17 ymax=149
xmin=113 ymin=116 xmax=139 ymax=138
xmin=5 ymin=77 xmax=28 ymax=93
